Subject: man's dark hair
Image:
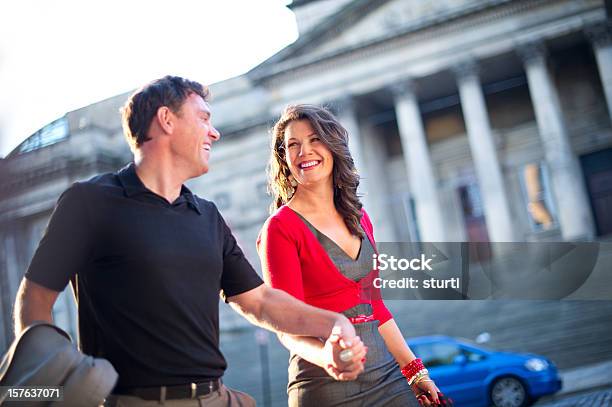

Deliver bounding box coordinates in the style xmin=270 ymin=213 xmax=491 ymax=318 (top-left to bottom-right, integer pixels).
xmin=121 ymin=75 xmax=209 ymax=150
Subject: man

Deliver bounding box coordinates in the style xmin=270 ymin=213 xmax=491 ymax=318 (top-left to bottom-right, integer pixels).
xmin=13 ymin=76 xmax=366 ymax=406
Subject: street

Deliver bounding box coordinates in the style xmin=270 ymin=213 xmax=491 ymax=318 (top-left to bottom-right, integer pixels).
xmin=535 ymin=388 xmax=612 ymax=406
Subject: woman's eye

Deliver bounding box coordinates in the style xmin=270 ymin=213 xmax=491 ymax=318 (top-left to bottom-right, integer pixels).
xmin=288 ymin=142 xmax=298 ymax=148
xmin=311 ymin=137 xmax=320 ymax=142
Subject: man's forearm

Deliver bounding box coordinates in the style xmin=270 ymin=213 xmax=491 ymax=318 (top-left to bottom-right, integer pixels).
xmin=14 ymin=302 xmax=53 ymax=334
xmin=261 ymin=289 xmax=346 ymax=338
xmin=278 ymin=333 xmax=327 ymax=367
xmin=229 ymin=285 xmax=356 ymax=340
xmin=231 ymin=285 xmax=349 ymax=338
xmin=259 ymin=287 xmax=348 ymax=337
xmin=13 ymin=279 xmax=57 ymax=335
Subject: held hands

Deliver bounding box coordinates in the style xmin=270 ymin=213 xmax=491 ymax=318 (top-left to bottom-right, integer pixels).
xmin=403 ymin=358 xmax=453 ymax=406
xmin=322 ymin=325 xmax=367 ymax=381
xmin=411 ymin=378 xmax=453 ymax=407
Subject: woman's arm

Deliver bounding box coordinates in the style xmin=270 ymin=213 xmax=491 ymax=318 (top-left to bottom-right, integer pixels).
xmin=378 ymin=319 xmax=417 ymax=367
xmin=379 ymin=319 xmax=444 ymax=406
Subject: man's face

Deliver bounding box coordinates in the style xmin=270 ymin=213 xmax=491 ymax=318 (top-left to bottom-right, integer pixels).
xmin=171 ymin=93 xmax=220 ymax=176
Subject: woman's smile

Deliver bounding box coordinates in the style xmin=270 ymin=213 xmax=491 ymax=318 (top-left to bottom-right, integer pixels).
xmin=299 ymin=160 xmax=321 ymax=171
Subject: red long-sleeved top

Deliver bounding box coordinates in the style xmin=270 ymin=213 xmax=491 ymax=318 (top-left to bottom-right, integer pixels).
xmin=257 ymin=206 xmax=393 ymax=326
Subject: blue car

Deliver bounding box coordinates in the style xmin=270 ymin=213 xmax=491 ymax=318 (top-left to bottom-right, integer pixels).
xmin=407 ymin=335 xmax=562 ymax=407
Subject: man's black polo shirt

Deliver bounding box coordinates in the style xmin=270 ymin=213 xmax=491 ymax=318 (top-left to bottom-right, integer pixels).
xmin=25 ymin=163 xmax=263 ymax=388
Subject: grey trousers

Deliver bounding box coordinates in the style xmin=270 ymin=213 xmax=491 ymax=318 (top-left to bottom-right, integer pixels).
xmin=104 ymin=385 xmax=256 ymax=407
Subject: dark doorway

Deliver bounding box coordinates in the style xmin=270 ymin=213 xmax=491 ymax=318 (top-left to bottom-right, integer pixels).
xmin=458 ymin=182 xmax=490 ymax=242
xmin=458 ymin=182 xmax=493 ymax=261
xmin=580 ymin=148 xmax=612 ymax=237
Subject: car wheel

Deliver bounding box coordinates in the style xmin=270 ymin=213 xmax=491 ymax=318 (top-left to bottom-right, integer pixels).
xmin=490 ymin=377 xmax=529 ymax=407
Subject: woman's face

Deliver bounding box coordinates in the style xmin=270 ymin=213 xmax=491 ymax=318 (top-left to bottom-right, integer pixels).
xmin=284 ymin=119 xmax=334 ymax=188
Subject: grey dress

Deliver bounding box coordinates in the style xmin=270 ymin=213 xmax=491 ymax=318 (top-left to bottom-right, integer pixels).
xmin=288 ymin=214 xmax=417 ymax=407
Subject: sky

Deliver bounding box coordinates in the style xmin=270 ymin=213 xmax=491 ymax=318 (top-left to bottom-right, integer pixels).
xmin=0 ymin=0 xmax=298 ymax=158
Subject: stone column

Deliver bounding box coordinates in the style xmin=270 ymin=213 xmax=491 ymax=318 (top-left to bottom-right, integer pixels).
xmin=333 ymin=96 xmax=372 ymax=209
xmin=1 ymin=232 xmax=19 ymax=349
xmin=391 ymin=79 xmax=446 ymax=242
xmin=519 ymin=42 xmax=594 ymax=240
xmin=454 ymin=60 xmax=516 ymax=242
xmin=586 ymin=21 xmax=612 ymax=121
xmin=360 ymin=121 xmax=397 ymax=241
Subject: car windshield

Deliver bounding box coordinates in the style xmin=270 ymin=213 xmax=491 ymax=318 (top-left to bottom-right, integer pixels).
xmin=412 ymin=342 xmax=461 ymax=368
xmin=411 ymin=339 xmax=491 ymax=367
xmin=456 ymin=337 xmax=495 ymax=352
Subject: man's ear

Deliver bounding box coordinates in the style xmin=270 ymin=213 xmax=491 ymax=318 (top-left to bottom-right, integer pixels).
xmin=156 ymin=106 xmax=174 ymax=134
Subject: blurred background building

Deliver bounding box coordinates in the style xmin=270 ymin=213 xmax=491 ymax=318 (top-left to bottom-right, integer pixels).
xmin=1 ymin=0 xmax=612 ymax=405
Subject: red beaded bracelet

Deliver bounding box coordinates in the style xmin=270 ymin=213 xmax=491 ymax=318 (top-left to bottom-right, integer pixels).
xmin=400 ymin=358 xmax=425 ymax=381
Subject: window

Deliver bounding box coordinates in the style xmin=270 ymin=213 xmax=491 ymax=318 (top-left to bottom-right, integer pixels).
xmin=519 ymin=163 xmax=557 ymax=231
xmin=17 ymin=117 xmax=69 ymax=154
xmin=412 ymin=342 xmax=461 ymax=368
xmin=459 ymin=183 xmax=484 ymax=220
xmin=458 ymin=182 xmax=490 ymax=244
xmin=464 ymin=348 xmax=487 ymax=363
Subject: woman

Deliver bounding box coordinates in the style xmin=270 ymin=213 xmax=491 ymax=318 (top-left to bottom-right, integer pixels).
xmin=257 ymin=105 xmax=449 ymax=407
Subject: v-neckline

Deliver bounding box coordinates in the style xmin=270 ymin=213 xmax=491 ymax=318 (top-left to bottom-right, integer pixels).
xmin=289 ymin=207 xmax=363 ymax=262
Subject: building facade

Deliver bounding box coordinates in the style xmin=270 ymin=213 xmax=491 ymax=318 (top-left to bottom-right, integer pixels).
xmin=1 ymin=1 xmax=612 ymax=405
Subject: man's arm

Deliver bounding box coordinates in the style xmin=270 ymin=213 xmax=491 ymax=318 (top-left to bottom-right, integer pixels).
xmin=227 ymin=284 xmax=366 ymax=379
xmin=227 ymin=284 xmax=355 ymax=340
xmin=15 ymin=183 xmax=91 ymax=336
xmin=13 ymin=278 xmax=60 ymax=335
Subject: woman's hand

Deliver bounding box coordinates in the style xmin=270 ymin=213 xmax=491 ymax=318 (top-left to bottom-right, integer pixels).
xmin=322 ymin=326 xmax=367 ymax=380
xmin=411 ymin=377 xmax=452 ymax=406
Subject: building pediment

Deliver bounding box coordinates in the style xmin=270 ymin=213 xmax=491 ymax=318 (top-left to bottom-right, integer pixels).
xmin=251 ymin=0 xmax=513 ymax=81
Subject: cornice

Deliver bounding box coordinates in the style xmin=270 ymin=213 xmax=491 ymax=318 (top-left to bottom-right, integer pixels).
xmin=389 ymin=77 xmax=418 ymax=98
xmin=452 ymin=58 xmax=481 ymax=82
xmin=217 ymin=116 xmax=275 ymax=139
xmin=254 ymin=0 xmax=596 ymax=85
xmin=253 ymin=0 xmax=384 ymax=73
xmin=0 ymin=153 xmax=127 ymax=198
xmin=516 ymin=40 xmax=548 ymax=64
xmin=287 ymin=0 xmax=323 ymax=10
xmin=586 ymin=20 xmax=612 ymax=48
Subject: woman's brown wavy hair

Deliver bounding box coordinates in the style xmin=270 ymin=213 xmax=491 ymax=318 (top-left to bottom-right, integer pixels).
xmin=268 ymin=104 xmax=363 ymax=238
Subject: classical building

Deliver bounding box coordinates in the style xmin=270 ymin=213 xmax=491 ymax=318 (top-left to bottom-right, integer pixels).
xmin=1 ymin=1 xmax=612 ymax=405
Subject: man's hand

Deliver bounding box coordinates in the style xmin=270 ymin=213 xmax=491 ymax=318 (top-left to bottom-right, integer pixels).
xmin=331 ymin=314 xmax=357 ymax=346
xmin=321 ymin=325 xmax=367 ymax=381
